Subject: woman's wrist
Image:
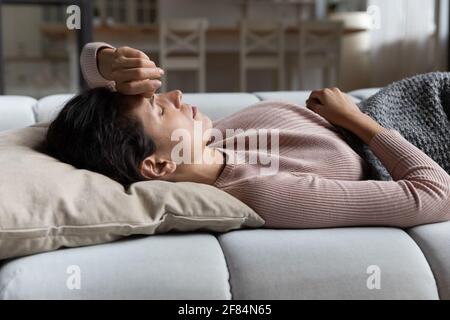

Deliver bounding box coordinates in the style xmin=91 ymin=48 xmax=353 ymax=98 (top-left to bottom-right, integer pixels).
xmin=343 ymin=112 xmax=386 ymax=145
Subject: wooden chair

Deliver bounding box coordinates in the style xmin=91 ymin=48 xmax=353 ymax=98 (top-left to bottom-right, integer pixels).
xmin=297 ymin=21 xmax=343 ymax=89
xmin=239 ymin=19 xmax=286 ymax=92
xmin=159 ymin=19 xmax=209 ymax=92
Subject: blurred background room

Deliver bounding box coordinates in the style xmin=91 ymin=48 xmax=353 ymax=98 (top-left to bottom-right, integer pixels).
xmin=0 ymin=0 xmax=448 ymax=98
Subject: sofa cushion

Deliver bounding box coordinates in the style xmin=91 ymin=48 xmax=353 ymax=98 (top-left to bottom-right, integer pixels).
xmin=407 ymin=221 xmax=450 ymax=300
xmin=0 ymin=123 xmax=264 ymax=261
xmin=34 ymin=93 xmax=260 ymax=124
xmin=254 ymin=90 xmax=361 ymax=105
xmin=0 ymin=233 xmax=231 ymax=299
xmin=34 ymin=94 xmax=74 ymax=124
xmin=218 ymin=228 xmax=438 ymax=300
xmin=254 ymin=91 xmax=313 ymax=105
xmin=34 ymin=91 xmax=367 ymax=126
xmin=0 ymin=96 xmax=36 ymax=131
xmin=347 ymin=88 xmax=381 ymax=101
xmin=183 ymin=93 xmax=261 ymax=121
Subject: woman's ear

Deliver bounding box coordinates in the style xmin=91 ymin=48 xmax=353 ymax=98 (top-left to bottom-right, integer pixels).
xmin=140 ymin=155 xmax=177 ymax=180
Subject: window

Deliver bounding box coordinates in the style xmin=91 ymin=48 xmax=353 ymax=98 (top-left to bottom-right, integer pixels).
xmin=136 ymin=0 xmax=158 ymax=24
xmin=2 ymin=4 xmax=76 ymax=97
xmin=94 ymin=0 xmax=159 ymax=26
xmin=106 ymin=0 xmax=127 ymax=24
xmin=42 ymin=5 xmax=65 ymax=23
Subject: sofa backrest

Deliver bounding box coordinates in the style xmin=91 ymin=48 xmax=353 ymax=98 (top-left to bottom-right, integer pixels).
xmin=0 ymin=96 xmax=37 ymax=132
xmin=0 ymin=89 xmax=380 ymax=132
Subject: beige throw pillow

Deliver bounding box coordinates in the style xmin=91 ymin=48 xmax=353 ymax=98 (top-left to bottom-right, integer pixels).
xmin=0 ymin=123 xmax=264 ymax=260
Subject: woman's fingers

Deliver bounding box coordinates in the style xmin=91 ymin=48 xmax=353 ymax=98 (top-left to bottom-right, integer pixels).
xmin=308 ymin=88 xmax=341 ymax=105
xmin=116 ymin=46 xmax=150 ymax=59
xmin=305 ymin=97 xmax=322 ymax=112
xmin=308 ymin=90 xmax=326 ymax=105
xmin=112 ymin=67 xmax=164 ymax=83
xmin=109 ymin=46 xmax=165 ymax=96
xmin=306 ymin=97 xmax=321 ymax=106
xmin=112 ymin=58 xmax=156 ymax=70
xmin=116 ymin=79 xmax=162 ymax=96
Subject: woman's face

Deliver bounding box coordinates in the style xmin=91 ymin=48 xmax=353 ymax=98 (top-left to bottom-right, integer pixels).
xmin=130 ymin=90 xmax=213 ymax=162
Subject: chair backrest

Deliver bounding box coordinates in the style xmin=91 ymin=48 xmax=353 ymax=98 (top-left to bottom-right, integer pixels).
xmin=159 ymin=18 xmax=209 ymax=56
xmin=239 ymin=19 xmax=287 ymax=91
xmin=298 ymin=20 xmax=343 ymax=56
xmin=297 ymin=20 xmax=344 ymax=89
xmin=240 ymin=19 xmax=286 ymax=56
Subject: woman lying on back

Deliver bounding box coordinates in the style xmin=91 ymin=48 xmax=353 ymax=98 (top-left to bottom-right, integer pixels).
xmin=45 ymin=42 xmax=450 ymax=229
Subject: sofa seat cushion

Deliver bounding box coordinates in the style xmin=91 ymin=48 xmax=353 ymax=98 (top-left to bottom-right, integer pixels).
xmin=0 ymin=233 xmax=231 ymax=299
xmin=218 ymin=228 xmax=438 ymax=300
xmin=407 ymin=221 xmax=450 ymax=300
xmin=0 ymin=96 xmax=36 ymax=131
xmin=347 ymin=88 xmax=381 ymax=101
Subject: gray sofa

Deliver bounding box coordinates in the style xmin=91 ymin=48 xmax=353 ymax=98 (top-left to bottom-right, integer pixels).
xmin=0 ymin=89 xmax=449 ymax=300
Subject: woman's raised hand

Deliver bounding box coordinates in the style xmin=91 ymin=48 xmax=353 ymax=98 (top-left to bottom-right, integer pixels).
xmin=305 ymin=87 xmax=363 ymax=128
xmin=98 ymin=46 xmax=164 ymax=98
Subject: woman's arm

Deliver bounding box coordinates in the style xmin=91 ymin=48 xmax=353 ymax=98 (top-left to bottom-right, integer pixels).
xmin=80 ymin=42 xmax=164 ymax=97
xmin=340 ymin=112 xmax=385 ymax=145
xmin=235 ymin=88 xmax=450 ymax=228
xmin=234 ymin=127 xmax=450 ymax=229
xmin=80 ymin=42 xmax=116 ymax=89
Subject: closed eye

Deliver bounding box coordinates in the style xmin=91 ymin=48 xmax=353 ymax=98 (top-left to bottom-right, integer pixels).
xmin=150 ymin=95 xmax=163 ymax=116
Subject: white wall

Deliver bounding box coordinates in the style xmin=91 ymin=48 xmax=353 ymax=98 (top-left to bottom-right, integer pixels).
xmin=158 ymin=0 xmax=321 ymax=27
xmin=6 ymin=1 xmax=423 ymax=95
xmin=156 ymin=0 xmax=323 ymax=91
xmin=367 ymin=0 xmax=441 ymax=87
xmin=436 ymin=0 xmax=449 ymax=70
xmin=2 ymin=5 xmax=42 ymax=57
xmin=159 ymin=0 xmax=241 ymax=27
xmin=2 ymin=5 xmax=71 ymax=97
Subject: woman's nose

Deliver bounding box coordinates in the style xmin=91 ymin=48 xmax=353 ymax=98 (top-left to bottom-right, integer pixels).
xmin=172 ymin=90 xmax=182 ymax=108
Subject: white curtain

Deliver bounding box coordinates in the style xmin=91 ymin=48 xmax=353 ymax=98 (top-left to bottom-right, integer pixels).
xmin=436 ymin=0 xmax=449 ymax=71
xmin=368 ymin=0 xmax=441 ymax=87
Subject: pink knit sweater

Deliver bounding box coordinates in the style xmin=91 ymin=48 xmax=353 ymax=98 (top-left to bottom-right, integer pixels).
xmin=80 ymin=42 xmax=450 ymax=229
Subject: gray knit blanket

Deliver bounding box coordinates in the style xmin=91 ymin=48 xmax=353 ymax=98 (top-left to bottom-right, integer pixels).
xmin=335 ymin=72 xmax=450 ymax=181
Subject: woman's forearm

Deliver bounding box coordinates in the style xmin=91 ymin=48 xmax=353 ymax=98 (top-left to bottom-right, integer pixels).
xmin=342 ymin=113 xmax=386 ymax=145
xmin=81 ymin=42 xmax=163 ymax=96
xmin=80 ymin=42 xmax=116 ymax=89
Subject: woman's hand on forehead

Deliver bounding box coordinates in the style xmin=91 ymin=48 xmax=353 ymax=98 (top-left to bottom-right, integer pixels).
xmin=101 ymin=46 xmax=165 ymax=98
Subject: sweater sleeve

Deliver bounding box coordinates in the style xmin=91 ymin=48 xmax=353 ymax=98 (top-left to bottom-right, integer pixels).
xmin=80 ymin=42 xmax=116 ymax=90
xmin=232 ymin=129 xmax=450 ymax=229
